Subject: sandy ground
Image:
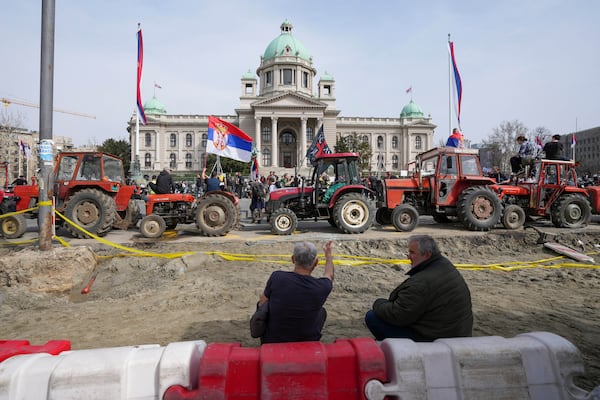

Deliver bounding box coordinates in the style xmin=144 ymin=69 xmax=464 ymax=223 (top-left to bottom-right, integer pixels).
xmin=1 ymin=226 xmax=599 ymax=391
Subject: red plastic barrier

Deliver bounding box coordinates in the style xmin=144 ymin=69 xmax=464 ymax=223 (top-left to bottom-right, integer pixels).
xmin=164 ymin=338 xmax=386 ymax=400
xmin=0 ymin=340 xmax=71 ymax=362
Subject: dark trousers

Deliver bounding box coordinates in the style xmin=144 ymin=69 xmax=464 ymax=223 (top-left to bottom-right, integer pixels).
xmin=510 ymin=156 xmax=522 ymax=174
xmin=364 ymin=310 xmax=418 ymax=341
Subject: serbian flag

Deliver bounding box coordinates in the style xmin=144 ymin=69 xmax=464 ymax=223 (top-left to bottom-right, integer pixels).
xmin=136 ymin=25 xmax=147 ymax=125
xmin=306 ymin=125 xmax=332 ymax=165
xmin=448 ymin=40 xmax=462 ymax=129
xmin=251 ymin=156 xmax=259 ymax=181
xmin=535 ymin=136 xmax=543 ymax=147
xmin=572 ymin=133 xmax=576 ymax=146
xmin=207 ymin=116 xmax=253 ymax=162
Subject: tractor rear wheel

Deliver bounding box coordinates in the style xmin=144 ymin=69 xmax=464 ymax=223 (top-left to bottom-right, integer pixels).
xmin=0 ymin=213 xmax=27 ymax=239
xmin=551 ymin=194 xmax=591 ymax=228
xmin=333 ymin=193 xmax=375 ymax=234
xmin=391 ymin=204 xmax=419 ymax=232
xmin=63 ymin=188 xmax=116 ymax=238
xmin=140 ymin=214 xmax=166 ymax=238
xmin=270 ymin=208 xmax=298 ymax=235
xmin=195 ymin=193 xmax=236 ymax=236
xmin=457 ymin=186 xmax=502 ymax=231
xmin=501 ymin=204 xmax=526 ymax=229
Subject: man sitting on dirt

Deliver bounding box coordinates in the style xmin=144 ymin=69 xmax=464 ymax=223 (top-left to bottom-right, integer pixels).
xmin=365 ymin=235 xmax=473 ymax=342
xmin=148 ymin=168 xmax=175 ymax=194
xmin=250 ymin=241 xmax=334 ymax=343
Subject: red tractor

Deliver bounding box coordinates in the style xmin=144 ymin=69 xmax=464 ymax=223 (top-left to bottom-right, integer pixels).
xmin=265 ymin=152 xmax=376 ymax=235
xmin=375 ymin=147 xmax=502 ymax=232
xmin=0 ymin=151 xmax=141 ymax=239
xmin=138 ymin=191 xmax=240 ymax=238
xmin=489 ymin=158 xmax=600 ymax=229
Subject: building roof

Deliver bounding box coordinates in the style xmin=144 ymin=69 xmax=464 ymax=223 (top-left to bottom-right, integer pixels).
xmin=263 ymin=20 xmax=311 ymax=62
xmin=400 ymin=100 xmax=424 ymax=118
xmin=242 ymin=69 xmax=256 ymax=80
xmin=144 ymin=96 xmax=167 ymax=115
xmin=320 ymin=71 xmax=334 ymax=81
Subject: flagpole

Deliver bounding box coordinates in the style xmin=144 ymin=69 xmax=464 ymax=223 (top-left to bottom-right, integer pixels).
xmin=448 ymin=34 xmax=452 ymax=137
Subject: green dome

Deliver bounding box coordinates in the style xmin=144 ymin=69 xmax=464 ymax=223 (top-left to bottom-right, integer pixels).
xmin=400 ymin=100 xmax=424 ymax=118
xmin=144 ymin=96 xmax=166 ymax=115
xmin=263 ymin=20 xmax=311 ymax=61
xmin=242 ymin=69 xmax=256 ymax=79
xmin=320 ymin=71 xmax=334 ymax=81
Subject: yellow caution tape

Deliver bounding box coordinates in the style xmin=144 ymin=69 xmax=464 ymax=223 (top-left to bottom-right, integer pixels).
xmin=38 ymin=200 xmax=53 ymax=206
xmin=0 ymin=206 xmax=39 ymax=219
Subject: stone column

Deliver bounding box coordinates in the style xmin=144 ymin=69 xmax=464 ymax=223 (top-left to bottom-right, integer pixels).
xmin=254 ymin=117 xmax=262 ymax=154
xmin=155 ymin=130 xmax=161 ymax=170
xmin=271 ymin=117 xmax=278 ymax=167
xmin=300 ymin=117 xmax=307 ymax=167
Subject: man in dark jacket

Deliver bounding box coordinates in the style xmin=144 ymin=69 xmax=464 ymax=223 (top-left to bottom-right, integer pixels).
xmin=365 ymin=234 xmax=472 ymax=341
xmin=148 ymin=167 xmax=175 ymax=194
xmin=543 ymin=134 xmax=567 ymax=160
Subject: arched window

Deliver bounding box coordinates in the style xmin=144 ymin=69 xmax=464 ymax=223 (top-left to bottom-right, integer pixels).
xmin=169 ymin=153 xmax=176 ymax=168
xmin=170 ymin=133 xmax=177 ymax=147
xmin=306 ymin=127 xmax=314 ymax=142
xmin=392 ymin=136 xmax=398 ymax=149
xmin=202 ymin=133 xmax=207 ymax=148
xmin=361 ymin=135 xmax=369 ymax=144
xmin=262 ymin=127 xmax=271 ymax=142
xmin=185 ymin=133 xmax=192 ymax=147
xmin=145 ymin=133 xmax=152 ymax=147
xmin=392 ymin=154 xmax=399 ymax=169
xmin=415 ymin=135 xmax=422 ymax=150
xmin=377 ymin=135 xmax=384 ymax=150
xmin=144 ymin=153 xmax=152 ymax=167
xmin=185 ymin=153 xmax=192 ymax=168
xmin=263 ymin=148 xmax=271 ymax=167
xmin=200 ymin=153 xmax=206 ymax=167
xmin=281 ymin=132 xmax=295 ymax=145
xmin=377 ymin=154 xmax=385 ymax=171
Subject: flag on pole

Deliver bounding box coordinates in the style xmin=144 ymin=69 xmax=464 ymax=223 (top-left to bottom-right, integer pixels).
xmin=405 ymin=86 xmax=412 ymax=93
xmin=154 ymin=82 xmax=162 ymax=89
xmin=448 ymin=40 xmax=463 ymax=129
xmin=207 ymin=116 xmax=253 ymax=162
xmin=26 ymin=144 xmax=32 ymax=159
xmin=19 ymin=140 xmax=26 ymax=157
xmin=572 ymin=133 xmax=576 ymax=146
xmin=137 ymin=25 xmax=147 ymax=125
xmin=305 ymin=125 xmax=332 ymax=165
xmin=251 ymin=156 xmax=259 ymax=181
xmin=535 ymin=136 xmax=543 ymax=147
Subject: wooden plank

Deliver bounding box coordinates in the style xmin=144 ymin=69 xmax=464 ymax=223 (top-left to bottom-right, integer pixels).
xmin=543 ymin=242 xmax=595 ymax=263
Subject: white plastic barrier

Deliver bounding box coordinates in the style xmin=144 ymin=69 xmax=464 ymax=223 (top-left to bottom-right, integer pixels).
xmin=0 ymin=340 xmax=205 ymax=400
xmin=365 ymin=331 xmax=592 ymax=400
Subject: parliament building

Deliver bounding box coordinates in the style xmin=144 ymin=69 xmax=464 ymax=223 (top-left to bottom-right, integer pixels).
xmin=128 ymin=20 xmax=436 ymax=177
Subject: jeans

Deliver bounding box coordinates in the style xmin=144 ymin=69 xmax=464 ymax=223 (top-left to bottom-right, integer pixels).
xmin=365 ymin=310 xmax=418 ymax=341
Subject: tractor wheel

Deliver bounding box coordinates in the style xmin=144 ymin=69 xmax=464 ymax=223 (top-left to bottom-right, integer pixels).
xmin=195 ymin=193 xmax=236 ymax=236
xmin=457 ymin=186 xmax=502 ymax=231
xmin=63 ymin=188 xmax=116 ymax=239
xmin=333 ymin=193 xmax=376 ymax=234
xmin=0 ymin=214 xmax=27 ymax=239
xmin=551 ymin=194 xmax=591 ymax=229
xmin=375 ymin=207 xmax=392 ymax=225
xmin=391 ymin=204 xmax=419 ymax=232
xmin=139 ymin=214 xmax=166 ymax=238
xmin=270 ymin=208 xmax=298 ymax=235
xmin=501 ymin=204 xmax=526 ymax=230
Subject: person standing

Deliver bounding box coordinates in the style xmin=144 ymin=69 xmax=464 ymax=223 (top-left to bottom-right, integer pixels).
xmin=148 ymin=168 xmax=174 ymax=194
xmin=365 ymin=235 xmax=472 ymax=342
xmin=543 ymin=134 xmax=566 ymax=160
xmin=251 ymin=241 xmax=335 ymax=344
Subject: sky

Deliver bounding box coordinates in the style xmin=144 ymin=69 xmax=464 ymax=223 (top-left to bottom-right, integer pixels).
xmin=1 ymin=0 xmax=599 ymax=147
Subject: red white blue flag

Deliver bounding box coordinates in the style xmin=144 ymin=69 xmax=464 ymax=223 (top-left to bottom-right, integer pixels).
xmin=137 ymin=25 xmax=147 ymax=125
xmin=306 ymin=125 xmax=332 ymax=165
xmin=251 ymin=156 xmax=259 ymax=181
xmin=572 ymin=133 xmax=576 ymax=146
xmin=448 ymin=40 xmax=462 ymax=129
xmin=207 ymin=116 xmax=253 ymax=162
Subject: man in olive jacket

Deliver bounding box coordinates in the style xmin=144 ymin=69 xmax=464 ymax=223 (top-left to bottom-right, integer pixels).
xmin=365 ymin=234 xmax=473 ymax=341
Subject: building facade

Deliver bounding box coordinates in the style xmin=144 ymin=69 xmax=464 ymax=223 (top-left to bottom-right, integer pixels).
xmin=129 ymin=20 xmax=436 ymax=178
xmin=565 ymin=127 xmax=600 ymax=176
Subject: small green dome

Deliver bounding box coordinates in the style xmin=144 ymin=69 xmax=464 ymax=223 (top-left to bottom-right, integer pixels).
xmin=320 ymin=71 xmax=334 ymax=81
xmin=400 ymin=100 xmax=424 ymax=118
xmin=144 ymin=96 xmax=167 ymax=115
xmin=263 ymin=20 xmax=311 ymax=62
xmin=242 ymin=69 xmax=256 ymax=80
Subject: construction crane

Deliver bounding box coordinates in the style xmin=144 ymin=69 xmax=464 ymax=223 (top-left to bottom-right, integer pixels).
xmin=1 ymin=97 xmax=96 ymax=119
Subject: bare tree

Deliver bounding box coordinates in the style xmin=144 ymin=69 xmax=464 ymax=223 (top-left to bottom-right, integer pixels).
xmin=0 ymin=109 xmax=26 ymax=184
xmin=481 ymin=120 xmax=529 ymax=174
